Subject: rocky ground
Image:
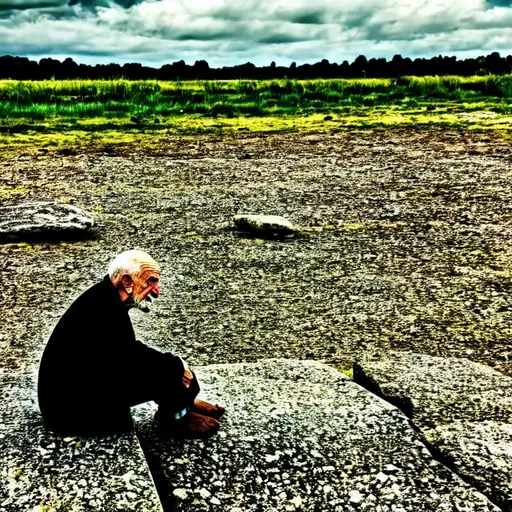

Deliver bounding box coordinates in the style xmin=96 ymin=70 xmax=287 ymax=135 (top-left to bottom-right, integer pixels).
xmin=1 ymin=128 xmax=512 ymax=378
xmin=2 ymin=127 xmax=512 ymax=511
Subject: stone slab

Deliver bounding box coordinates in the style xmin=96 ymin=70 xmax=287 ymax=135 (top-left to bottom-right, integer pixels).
xmin=0 ymin=374 xmax=163 ymax=512
xmin=134 ymin=359 xmax=498 ymax=512
xmin=0 ymin=202 xmax=94 ymax=241
xmin=354 ymin=351 xmax=512 ymax=510
xmin=232 ymin=215 xmax=296 ymax=235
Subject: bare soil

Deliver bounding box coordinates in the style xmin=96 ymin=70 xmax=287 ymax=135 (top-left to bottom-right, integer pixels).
xmin=1 ymin=128 xmax=512 ymax=380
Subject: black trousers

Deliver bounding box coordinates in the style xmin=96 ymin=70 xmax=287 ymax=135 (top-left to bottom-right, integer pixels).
xmin=126 ymin=370 xmax=201 ymax=414
xmin=41 ymin=369 xmax=201 ymax=437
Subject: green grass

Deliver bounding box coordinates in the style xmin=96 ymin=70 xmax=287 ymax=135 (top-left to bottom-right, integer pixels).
xmin=337 ymin=365 xmax=354 ymax=379
xmin=1 ymin=76 xmax=512 ymax=154
xmin=2 ymin=76 xmax=512 ymax=119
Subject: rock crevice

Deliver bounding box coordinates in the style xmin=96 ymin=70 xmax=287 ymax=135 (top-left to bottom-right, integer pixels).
xmin=354 ymin=351 xmax=512 ymax=511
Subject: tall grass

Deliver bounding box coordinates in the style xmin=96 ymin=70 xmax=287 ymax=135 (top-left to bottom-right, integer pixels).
xmin=0 ymin=76 xmax=511 ymax=122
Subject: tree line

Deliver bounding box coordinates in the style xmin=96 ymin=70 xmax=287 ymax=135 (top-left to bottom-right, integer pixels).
xmin=1 ymin=52 xmax=511 ymax=80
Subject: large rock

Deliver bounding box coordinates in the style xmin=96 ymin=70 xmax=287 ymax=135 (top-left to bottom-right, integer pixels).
xmin=354 ymin=351 xmax=512 ymax=510
xmin=134 ymin=359 xmax=499 ymax=512
xmin=0 ymin=202 xmax=94 ymax=240
xmin=232 ymin=215 xmax=296 ymax=235
xmin=0 ymin=377 xmax=162 ymax=512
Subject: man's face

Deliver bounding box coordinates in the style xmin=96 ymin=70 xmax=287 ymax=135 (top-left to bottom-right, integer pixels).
xmin=129 ymin=263 xmax=161 ymax=313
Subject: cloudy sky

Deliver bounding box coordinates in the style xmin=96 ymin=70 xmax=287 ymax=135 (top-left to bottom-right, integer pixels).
xmin=1 ymin=0 xmax=512 ymax=67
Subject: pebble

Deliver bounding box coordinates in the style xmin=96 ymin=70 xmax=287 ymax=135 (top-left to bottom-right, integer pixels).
xmin=376 ymin=472 xmax=389 ymax=483
xmin=290 ymin=496 xmax=303 ymax=507
xmin=173 ymin=488 xmax=188 ymax=500
xmin=198 ymin=488 xmax=211 ymax=499
xmin=349 ymin=490 xmax=364 ymax=504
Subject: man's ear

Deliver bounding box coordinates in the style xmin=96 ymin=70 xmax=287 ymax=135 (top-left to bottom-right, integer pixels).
xmin=121 ymin=274 xmax=134 ymax=294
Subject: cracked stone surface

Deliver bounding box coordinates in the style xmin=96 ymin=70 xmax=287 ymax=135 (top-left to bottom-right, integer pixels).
xmin=354 ymin=351 xmax=512 ymax=510
xmin=0 ymin=375 xmax=162 ymax=512
xmin=134 ymin=359 xmax=499 ymax=512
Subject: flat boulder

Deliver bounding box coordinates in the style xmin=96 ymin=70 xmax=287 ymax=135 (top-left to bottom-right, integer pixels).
xmin=0 ymin=378 xmax=162 ymax=512
xmin=134 ymin=359 xmax=499 ymax=511
xmin=354 ymin=351 xmax=512 ymax=510
xmin=232 ymin=214 xmax=296 ymax=235
xmin=0 ymin=201 xmax=94 ymax=240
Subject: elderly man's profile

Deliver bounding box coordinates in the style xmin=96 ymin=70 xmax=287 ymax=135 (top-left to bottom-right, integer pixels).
xmin=38 ymin=249 xmax=224 ymax=437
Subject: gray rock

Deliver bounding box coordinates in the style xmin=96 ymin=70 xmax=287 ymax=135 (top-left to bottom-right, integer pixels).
xmin=134 ymin=359 xmax=499 ymax=512
xmin=425 ymin=421 xmax=512 ymax=510
xmin=354 ymin=351 xmax=512 ymax=510
xmin=232 ymin=214 xmax=296 ymax=235
xmin=0 ymin=202 xmax=94 ymax=239
xmin=0 ymin=377 xmax=162 ymax=512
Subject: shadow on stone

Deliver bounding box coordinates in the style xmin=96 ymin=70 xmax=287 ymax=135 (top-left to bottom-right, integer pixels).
xmin=0 ymin=229 xmax=99 ymax=245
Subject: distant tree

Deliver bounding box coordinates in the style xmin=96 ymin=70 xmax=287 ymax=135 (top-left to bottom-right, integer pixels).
xmin=192 ymin=60 xmax=210 ymax=79
xmin=121 ymin=62 xmax=156 ymax=79
xmin=39 ymin=57 xmax=62 ymax=79
xmin=367 ymin=57 xmax=387 ymax=77
xmin=194 ymin=59 xmax=209 ymax=70
xmin=1 ymin=52 xmax=512 ymax=80
xmin=122 ymin=62 xmax=143 ymax=79
xmin=506 ymin=55 xmax=512 ymax=73
xmin=351 ymin=55 xmax=368 ymax=77
xmin=104 ymin=63 xmax=122 ymax=79
xmin=0 ymin=55 xmax=38 ymax=79
xmin=339 ymin=60 xmax=350 ymax=77
xmin=485 ymin=52 xmax=506 ymax=74
xmin=225 ymin=61 xmax=256 ymax=79
xmin=171 ymin=59 xmax=188 ymax=79
xmin=309 ymin=59 xmax=334 ymax=78
xmin=158 ymin=64 xmax=175 ymax=80
xmin=61 ymin=58 xmax=79 ymax=79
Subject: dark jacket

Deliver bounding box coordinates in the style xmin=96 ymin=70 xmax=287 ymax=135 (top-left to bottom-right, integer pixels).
xmin=38 ymin=275 xmax=185 ymax=436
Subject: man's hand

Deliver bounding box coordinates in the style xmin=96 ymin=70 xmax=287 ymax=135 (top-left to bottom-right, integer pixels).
xmin=179 ymin=357 xmax=193 ymax=388
xmin=182 ymin=369 xmax=193 ymax=388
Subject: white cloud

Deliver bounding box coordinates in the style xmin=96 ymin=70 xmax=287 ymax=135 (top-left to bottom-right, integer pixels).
xmin=1 ymin=0 xmax=511 ymax=66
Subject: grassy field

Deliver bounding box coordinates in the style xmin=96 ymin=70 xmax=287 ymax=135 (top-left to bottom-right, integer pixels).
xmin=1 ymin=76 xmax=512 ymax=153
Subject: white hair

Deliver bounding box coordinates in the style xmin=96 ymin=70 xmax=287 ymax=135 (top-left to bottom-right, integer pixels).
xmin=108 ymin=250 xmax=159 ymax=280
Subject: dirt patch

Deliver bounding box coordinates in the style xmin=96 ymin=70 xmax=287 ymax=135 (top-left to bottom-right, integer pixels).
xmin=1 ymin=128 xmax=512 ymax=379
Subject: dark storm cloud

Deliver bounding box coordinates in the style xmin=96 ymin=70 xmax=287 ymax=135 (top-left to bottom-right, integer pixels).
xmin=257 ymin=33 xmax=310 ymax=44
xmin=0 ymin=0 xmax=141 ymax=11
xmin=67 ymin=0 xmax=142 ymax=8
xmin=0 ymin=0 xmax=65 ymax=7
xmin=288 ymin=10 xmax=326 ymax=24
xmin=174 ymin=30 xmax=235 ymax=42
xmin=486 ymin=0 xmax=512 ymax=6
xmin=0 ymin=0 xmax=66 ymax=10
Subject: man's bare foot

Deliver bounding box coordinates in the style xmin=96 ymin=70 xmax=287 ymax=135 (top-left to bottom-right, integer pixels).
xmin=177 ymin=411 xmax=220 ymax=438
xmin=167 ymin=412 xmax=220 ymax=438
xmin=190 ymin=399 xmax=225 ymax=420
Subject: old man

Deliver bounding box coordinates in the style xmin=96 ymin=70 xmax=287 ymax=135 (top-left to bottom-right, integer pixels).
xmin=38 ymin=249 xmax=224 ymax=437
